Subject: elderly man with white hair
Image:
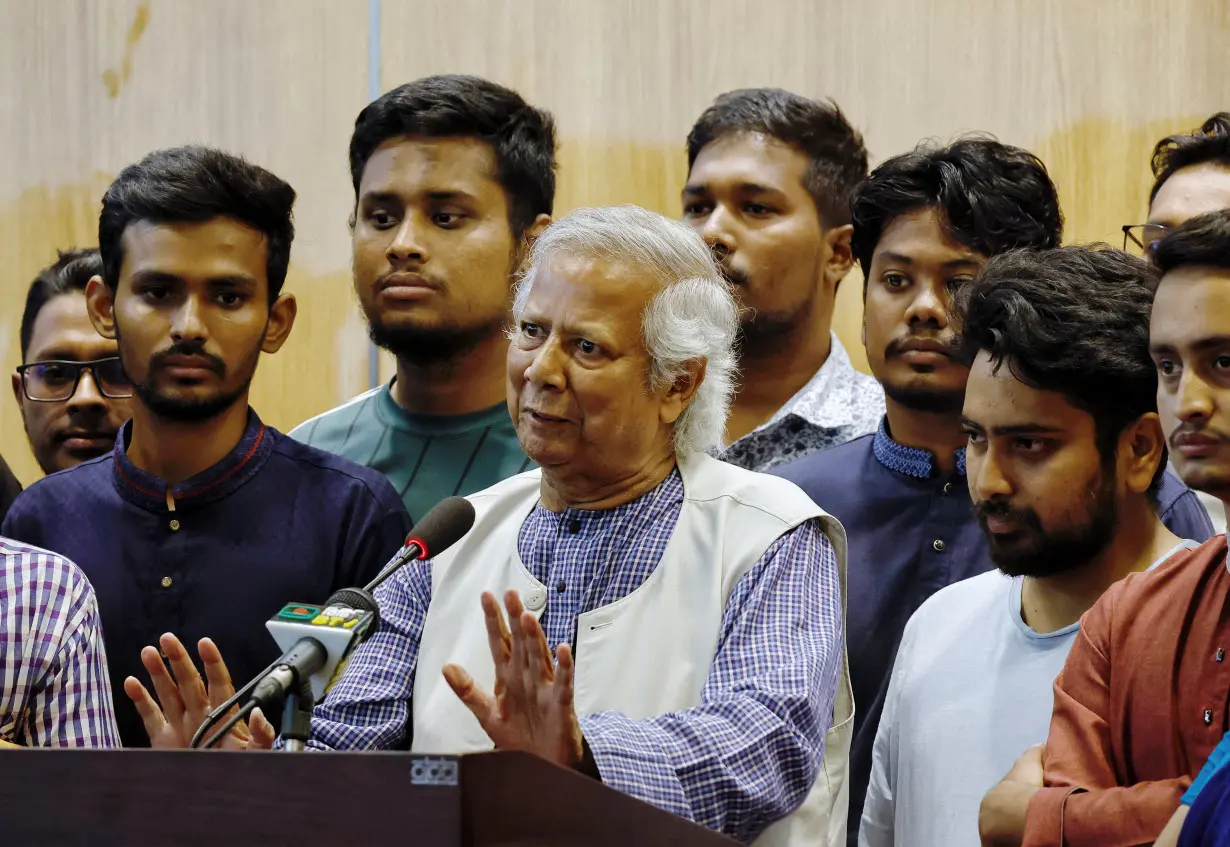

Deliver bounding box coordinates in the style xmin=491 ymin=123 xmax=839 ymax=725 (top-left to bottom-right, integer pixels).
xmin=127 ymin=205 xmax=851 ymax=846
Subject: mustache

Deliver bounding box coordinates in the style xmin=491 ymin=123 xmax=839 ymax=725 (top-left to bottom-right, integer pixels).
xmin=710 ymin=253 xmax=749 ymax=287
xmin=972 ymin=498 xmax=1043 ymax=531
xmin=884 ymin=333 xmax=964 ymax=359
xmin=1169 ymin=423 xmax=1230 ymax=449
xmin=150 ymin=342 xmax=227 ymax=376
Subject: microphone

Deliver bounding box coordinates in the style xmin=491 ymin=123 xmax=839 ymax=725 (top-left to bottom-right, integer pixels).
xmin=257 ymin=497 xmax=477 ymax=707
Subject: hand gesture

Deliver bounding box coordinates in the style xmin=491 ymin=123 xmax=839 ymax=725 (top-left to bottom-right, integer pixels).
xmin=979 ymin=744 xmax=1045 ymax=846
xmin=443 ymin=590 xmax=583 ymax=768
xmin=123 ymin=632 xmax=276 ymax=750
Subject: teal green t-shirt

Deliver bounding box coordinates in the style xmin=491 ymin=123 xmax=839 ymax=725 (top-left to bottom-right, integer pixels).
xmin=289 ymin=383 xmax=533 ymax=523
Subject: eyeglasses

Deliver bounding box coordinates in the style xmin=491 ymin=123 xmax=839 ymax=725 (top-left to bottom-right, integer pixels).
xmin=1122 ymin=223 xmax=1169 ymax=257
xmin=16 ymin=357 xmax=132 ymax=402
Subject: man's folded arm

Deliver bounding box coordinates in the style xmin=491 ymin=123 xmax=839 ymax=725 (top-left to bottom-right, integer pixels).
xmin=1023 ymin=585 xmax=1188 ymax=847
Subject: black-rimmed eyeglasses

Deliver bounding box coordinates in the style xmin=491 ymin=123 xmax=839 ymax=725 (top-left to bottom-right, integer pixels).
xmin=16 ymin=357 xmax=132 ymax=402
xmin=1122 ymin=223 xmax=1169 ymax=257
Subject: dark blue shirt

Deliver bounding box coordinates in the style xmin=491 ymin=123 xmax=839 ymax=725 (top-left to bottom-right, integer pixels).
xmin=773 ymin=418 xmax=1215 ymax=847
xmin=1 ymin=410 xmax=411 ymax=747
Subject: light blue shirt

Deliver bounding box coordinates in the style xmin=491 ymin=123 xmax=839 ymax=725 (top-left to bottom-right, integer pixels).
xmin=859 ymin=542 xmax=1196 ymax=847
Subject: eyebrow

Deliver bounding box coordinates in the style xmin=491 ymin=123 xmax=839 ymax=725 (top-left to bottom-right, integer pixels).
xmin=681 ymin=181 xmax=785 ymax=197
xmin=961 ymin=416 xmax=1064 ymax=436
xmin=1152 ymin=335 xmax=1230 ymax=355
xmin=360 ymin=189 xmax=477 ymax=205
xmin=877 ymin=251 xmax=981 ymax=270
xmin=128 ymin=269 xmax=258 ymax=288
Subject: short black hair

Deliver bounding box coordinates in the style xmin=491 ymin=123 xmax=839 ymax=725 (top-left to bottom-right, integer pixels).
xmin=956 ymin=245 xmax=1165 ymax=494
xmin=20 ymin=248 xmax=103 ymax=361
xmin=98 ymin=145 xmax=296 ymax=303
xmin=686 ymin=88 xmax=868 ymax=227
xmin=349 ymin=74 xmax=557 ymax=239
xmin=1153 ymin=208 xmax=1230 ymax=276
xmin=850 ymin=137 xmax=1064 ymax=273
xmin=1149 ymin=113 xmax=1230 ymax=203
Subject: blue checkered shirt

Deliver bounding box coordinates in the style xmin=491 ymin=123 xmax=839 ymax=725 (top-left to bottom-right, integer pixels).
xmin=307 ymin=468 xmax=843 ymax=843
xmin=0 ymin=537 xmax=121 ymax=747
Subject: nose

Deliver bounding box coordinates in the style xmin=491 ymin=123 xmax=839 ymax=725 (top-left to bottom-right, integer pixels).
xmin=170 ymin=296 xmax=207 ymax=345
xmin=904 ymin=279 xmax=949 ymax=330
xmin=1176 ymin=368 xmax=1214 ymax=423
xmin=696 ymin=205 xmax=736 ymax=260
xmin=970 ymin=447 xmax=1013 ymax=501
xmin=387 ymin=216 xmax=428 ymax=265
xmin=66 ymin=368 xmax=106 ymax=410
xmin=523 ymin=336 xmax=566 ymax=392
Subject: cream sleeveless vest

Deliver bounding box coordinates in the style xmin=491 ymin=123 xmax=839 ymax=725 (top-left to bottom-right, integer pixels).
xmin=412 ymin=451 xmax=853 ymax=847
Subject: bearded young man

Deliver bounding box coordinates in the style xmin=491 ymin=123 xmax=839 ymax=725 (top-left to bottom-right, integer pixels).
xmin=1 ymin=146 xmax=410 ymax=746
xmin=859 ymin=246 xmax=1196 ymax=847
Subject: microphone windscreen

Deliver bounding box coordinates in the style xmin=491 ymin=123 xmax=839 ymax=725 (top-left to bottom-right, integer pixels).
xmin=407 ymin=496 xmax=477 ymax=559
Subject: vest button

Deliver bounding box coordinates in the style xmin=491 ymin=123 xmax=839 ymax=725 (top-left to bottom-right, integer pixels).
xmin=932 ymin=539 xmax=946 ymax=552
xmin=524 ymin=588 xmax=546 ymax=611
xmin=942 ymin=483 xmax=953 ymax=495
xmin=169 ymin=519 xmax=181 ymax=531
xmin=160 ymin=576 xmax=173 ymax=589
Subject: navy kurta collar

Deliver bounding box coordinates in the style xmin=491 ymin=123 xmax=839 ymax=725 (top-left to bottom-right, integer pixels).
xmin=871 ymin=417 xmax=967 ymax=479
xmin=111 ymin=408 xmax=273 ymax=512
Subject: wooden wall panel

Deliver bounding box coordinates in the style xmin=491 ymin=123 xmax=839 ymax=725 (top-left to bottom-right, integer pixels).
xmin=2 ymin=0 xmax=1224 ymax=486
xmin=0 ymin=0 xmax=371 ymax=485
xmin=382 ymin=0 xmax=1227 ymax=371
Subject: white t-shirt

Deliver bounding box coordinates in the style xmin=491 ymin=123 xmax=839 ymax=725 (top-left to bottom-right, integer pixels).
xmin=858 ymin=542 xmax=1197 ymax=847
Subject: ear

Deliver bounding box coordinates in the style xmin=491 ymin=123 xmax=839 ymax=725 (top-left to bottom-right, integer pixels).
xmin=823 ymin=223 xmax=855 ymax=291
xmin=1119 ymin=412 xmax=1167 ymax=495
xmin=525 ymin=213 xmax=551 ymax=242
xmin=659 ymin=358 xmax=707 ymax=427
xmin=261 ymin=293 xmax=298 ymax=354
xmin=85 ymin=275 xmax=117 ymax=340
xmin=12 ymin=370 xmax=24 ymax=413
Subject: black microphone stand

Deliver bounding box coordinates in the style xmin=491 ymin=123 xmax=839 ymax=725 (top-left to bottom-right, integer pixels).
xmin=280 ymin=676 xmax=315 ymax=753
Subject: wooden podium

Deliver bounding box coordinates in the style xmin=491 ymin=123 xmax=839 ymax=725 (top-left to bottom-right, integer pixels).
xmin=0 ymin=748 xmax=740 ymax=845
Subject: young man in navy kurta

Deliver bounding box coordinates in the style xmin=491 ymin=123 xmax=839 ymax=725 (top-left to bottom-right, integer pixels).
xmin=2 ymin=146 xmax=410 ymax=746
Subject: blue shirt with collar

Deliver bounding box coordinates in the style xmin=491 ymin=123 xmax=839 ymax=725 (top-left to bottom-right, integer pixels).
xmin=773 ymin=418 xmax=1215 ymax=847
xmin=1 ymin=409 xmax=412 ymax=747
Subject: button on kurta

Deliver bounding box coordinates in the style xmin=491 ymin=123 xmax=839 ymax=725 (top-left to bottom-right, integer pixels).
xmin=1204 ymin=709 xmax=1214 ymax=726
xmin=942 ymin=483 xmax=953 ymax=495
xmin=932 ymin=539 xmax=946 ymax=552
xmin=169 ymin=519 xmax=181 ymax=531
xmin=160 ymin=576 xmax=173 ymax=589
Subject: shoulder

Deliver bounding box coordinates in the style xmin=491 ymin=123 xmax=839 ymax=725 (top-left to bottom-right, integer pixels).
xmin=287 ymin=388 xmax=383 ymax=445
xmin=771 ymin=433 xmax=876 ymax=486
xmin=1156 ymin=470 xmax=1215 ymax=539
xmin=840 ymin=365 xmax=887 ymax=427
xmin=1089 ymin=534 xmax=1226 ymax=628
xmin=267 ymin=428 xmax=404 ymax=511
xmin=8 ymin=456 xmax=112 ymax=513
xmin=913 ymin=570 xmax=1008 ymax=623
xmin=0 ymin=536 xmax=95 ymax=603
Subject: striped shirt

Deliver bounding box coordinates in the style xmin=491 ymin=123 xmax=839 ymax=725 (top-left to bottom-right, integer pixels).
xmin=0 ymin=537 xmax=120 ymax=747
xmin=303 ymin=469 xmax=844 ymax=843
xmin=290 ymin=382 xmax=532 ymax=524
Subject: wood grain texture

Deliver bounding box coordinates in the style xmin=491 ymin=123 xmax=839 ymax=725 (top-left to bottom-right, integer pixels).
xmin=2 ymin=0 xmax=1224 ymax=485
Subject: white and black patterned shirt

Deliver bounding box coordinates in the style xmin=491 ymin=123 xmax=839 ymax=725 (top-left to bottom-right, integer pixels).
xmin=721 ymin=334 xmax=886 ymax=472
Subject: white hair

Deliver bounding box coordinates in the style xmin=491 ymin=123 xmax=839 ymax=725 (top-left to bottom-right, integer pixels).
xmin=511 ymin=205 xmax=739 ymax=456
